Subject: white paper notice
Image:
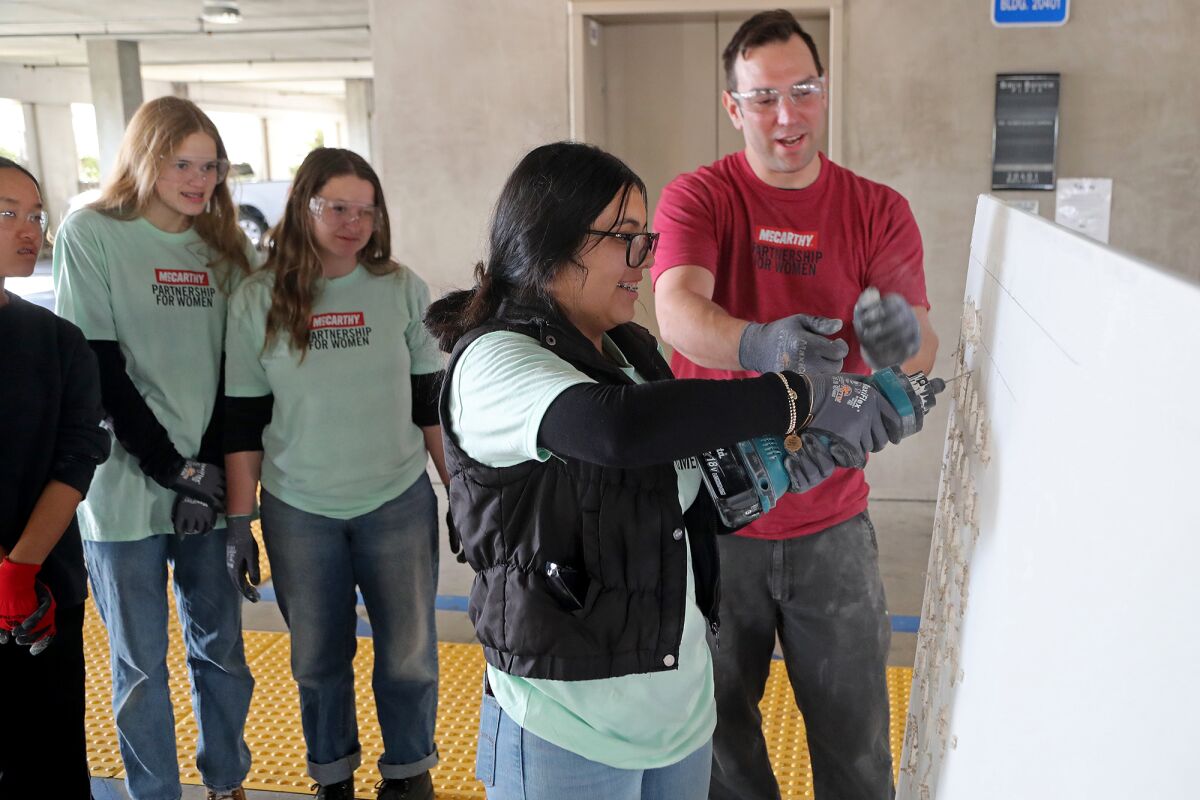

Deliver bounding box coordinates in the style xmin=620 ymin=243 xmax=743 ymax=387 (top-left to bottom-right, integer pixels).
xmin=1055 ymin=177 xmax=1113 ymax=243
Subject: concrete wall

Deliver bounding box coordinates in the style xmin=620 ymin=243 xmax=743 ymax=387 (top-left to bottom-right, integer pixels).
xmin=369 ymin=0 xmax=570 ymax=298
xmin=368 ymin=0 xmax=1200 ymax=500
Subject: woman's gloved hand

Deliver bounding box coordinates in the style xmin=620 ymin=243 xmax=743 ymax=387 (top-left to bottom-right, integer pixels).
xmin=168 ymin=459 xmax=226 ymax=512
xmin=0 ymin=559 xmax=56 ymax=655
xmin=173 ymin=495 xmax=217 ymax=536
xmin=225 ymin=515 xmax=261 ymax=603
xmin=783 ymin=433 xmax=838 ymax=492
xmin=803 ymin=373 xmax=904 ymax=468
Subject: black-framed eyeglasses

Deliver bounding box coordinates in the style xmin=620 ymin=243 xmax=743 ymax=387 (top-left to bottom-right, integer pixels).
xmin=587 ymin=229 xmax=660 ymax=267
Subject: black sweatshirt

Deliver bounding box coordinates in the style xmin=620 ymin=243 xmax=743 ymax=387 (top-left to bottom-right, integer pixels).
xmin=0 ymin=292 xmax=110 ymax=607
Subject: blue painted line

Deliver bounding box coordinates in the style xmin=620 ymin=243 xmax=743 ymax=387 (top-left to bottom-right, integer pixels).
xmin=436 ymin=595 xmax=470 ymax=612
xmin=891 ymin=614 xmax=921 ymax=633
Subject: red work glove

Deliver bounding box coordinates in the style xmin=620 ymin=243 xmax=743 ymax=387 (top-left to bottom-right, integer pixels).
xmin=0 ymin=558 xmax=56 ymax=655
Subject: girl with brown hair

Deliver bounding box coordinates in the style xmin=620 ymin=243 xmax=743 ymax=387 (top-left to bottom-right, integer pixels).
xmin=223 ymin=148 xmax=447 ymax=800
xmin=53 ymin=96 xmax=256 ymax=800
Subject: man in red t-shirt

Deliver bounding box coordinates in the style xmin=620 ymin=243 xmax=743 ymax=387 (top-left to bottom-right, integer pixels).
xmin=652 ymin=11 xmax=938 ymax=800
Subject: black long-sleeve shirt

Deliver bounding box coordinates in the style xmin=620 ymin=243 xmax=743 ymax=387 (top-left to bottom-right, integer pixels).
xmin=0 ymin=292 xmax=110 ymax=607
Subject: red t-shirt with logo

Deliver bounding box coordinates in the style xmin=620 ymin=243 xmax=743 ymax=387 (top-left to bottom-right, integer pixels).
xmin=651 ymin=151 xmax=929 ymax=539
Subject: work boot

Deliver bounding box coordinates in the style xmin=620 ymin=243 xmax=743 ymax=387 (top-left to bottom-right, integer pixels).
xmin=312 ymin=778 xmax=357 ymax=799
xmin=206 ymin=789 xmax=248 ymax=800
xmin=376 ymin=772 xmax=434 ymax=800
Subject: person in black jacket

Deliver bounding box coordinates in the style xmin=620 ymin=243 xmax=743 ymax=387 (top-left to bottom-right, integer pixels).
xmin=423 ymin=142 xmax=904 ymax=800
xmin=0 ymin=158 xmax=110 ymax=798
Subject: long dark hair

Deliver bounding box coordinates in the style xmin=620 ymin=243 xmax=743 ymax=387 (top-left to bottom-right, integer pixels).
xmin=425 ymin=141 xmax=646 ymax=352
xmin=263 ymin=147 xmax=397 ymax=355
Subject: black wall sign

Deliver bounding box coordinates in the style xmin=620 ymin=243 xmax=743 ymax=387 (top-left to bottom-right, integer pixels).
xmin=992 ymin=73 xmax=1060 ymax=190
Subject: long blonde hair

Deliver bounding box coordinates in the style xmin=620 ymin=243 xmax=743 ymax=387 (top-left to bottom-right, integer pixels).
xmin=263 ymin=147 xmax=397 ymax=356
xmin=92 ymin=96 xmax=251 ymax=292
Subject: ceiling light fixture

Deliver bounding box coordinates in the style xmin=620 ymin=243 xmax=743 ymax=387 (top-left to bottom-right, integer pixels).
xmin=201 ymin=1 xmax=242 ymax=25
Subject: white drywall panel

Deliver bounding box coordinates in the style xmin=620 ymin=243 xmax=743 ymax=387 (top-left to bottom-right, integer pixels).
xmin=899 ymin=195 xmax=1200 ymax=799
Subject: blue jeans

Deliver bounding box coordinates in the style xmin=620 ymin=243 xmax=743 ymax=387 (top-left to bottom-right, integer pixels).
xmin=709 ymin=512 xmax=893 ymax=800
xmin=475 ymin=692 xmax=712 ymax=799
xmin=259 ymin=474 xmax=440 ymax=785
xmin=85 ymin=531 xmax=254 ymax=800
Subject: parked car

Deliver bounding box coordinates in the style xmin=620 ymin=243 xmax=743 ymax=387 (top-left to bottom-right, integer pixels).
xmin=231 ymin=179 xmax=290 ymax=249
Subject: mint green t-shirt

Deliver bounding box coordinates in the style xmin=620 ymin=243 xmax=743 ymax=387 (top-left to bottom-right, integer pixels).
xmin=225 ymin=264 xmax=443 ymax=519
xmin=448 ymin=330 xmax=715 ymax=770
xmin=52 ymin=208 xmax=250 ymax=542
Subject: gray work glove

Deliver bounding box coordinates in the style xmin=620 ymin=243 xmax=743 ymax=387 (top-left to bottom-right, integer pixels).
xmin=225 ymin=515 xmax=261 ymax=603
xmin=168 ymin=460 xmax=226 ymax=513
xmin=805 ymin=373 xmax=904 ymax=469
xmin=738 ymin=314 xmax=849 ymax=374
xmin=783 ymin=432 xmax=837 ymax=493
xmin=172 ymin=495 xmax=217 ymax=536
xmin=853 ymin=288 xmax=921 ymax=370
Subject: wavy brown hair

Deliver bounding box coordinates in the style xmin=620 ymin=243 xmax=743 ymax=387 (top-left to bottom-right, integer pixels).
xmin=262 ymin=147 xmax=397 ymax=356
xmin=90 ymin=96 xmax=251 ymax=292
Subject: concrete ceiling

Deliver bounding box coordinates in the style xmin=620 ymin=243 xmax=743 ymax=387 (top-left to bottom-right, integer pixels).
xmin=0 ymin=0 xmax=371 ymax=93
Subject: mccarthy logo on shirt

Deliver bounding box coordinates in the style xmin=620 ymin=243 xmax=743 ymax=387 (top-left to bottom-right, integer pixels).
xmin=308 ymin=311 xmax=371 ymax=350
xmin=754 ymin=226 xmax=818 ymax=250
xmin=752 ymin=224 xmax=824 ymax=277
xmin=155 ymin=269 xmax=210 ymax=286
xmin=151 ymin=268 xmax=216 ymax=307
xmin=310 ymin=312 xmax=365 ymax=329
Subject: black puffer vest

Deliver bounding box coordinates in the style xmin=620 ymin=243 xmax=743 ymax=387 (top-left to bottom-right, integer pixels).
xmin=440 ymin=301 xmax=722 ymax=681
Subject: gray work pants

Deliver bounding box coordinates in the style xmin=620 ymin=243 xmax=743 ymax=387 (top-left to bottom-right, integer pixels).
xmin=709 ymin=512 xmax=894 ymax=800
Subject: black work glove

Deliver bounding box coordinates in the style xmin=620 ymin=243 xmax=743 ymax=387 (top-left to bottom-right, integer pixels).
xmin=805 ymin=373 xmax=904 ymax=469
xmin=172 ymin=495 xmax=217 ymax=536
xmin=783 ymin=433 xmax=838 ymax=493
xmin=167 ymin=460 xmax=226 ymax=512
xmin=447 ymin=510 xmax=466 ymax=565
xmin=853 ymin=288 xmax=921 ymax=370
xmin=738 ymin=314 xmax=849 ymax=374
xmin=224 ymin=515 xmax=260 ymax=603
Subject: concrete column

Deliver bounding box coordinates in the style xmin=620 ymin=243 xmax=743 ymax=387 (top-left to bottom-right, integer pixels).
xmin=345 ymin=78 xmax=373 ymax=162
xmin=86 ymin=39 xmax=143 ymax=179
xmin=21 ymin=103 xmax=80 ymax=227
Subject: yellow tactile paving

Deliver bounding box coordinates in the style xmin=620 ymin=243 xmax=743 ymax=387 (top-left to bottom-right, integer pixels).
xmin=251 ymin=517 xmax=272 ymax=584
xmin=85 ymin=602 xmax=911 ymax=798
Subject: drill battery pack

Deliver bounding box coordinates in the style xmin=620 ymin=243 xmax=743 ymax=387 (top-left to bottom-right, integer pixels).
xmin=699 ymin=436 xmax=792 ymax=530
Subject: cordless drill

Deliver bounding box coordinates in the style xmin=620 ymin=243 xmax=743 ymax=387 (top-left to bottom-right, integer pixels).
xmin=698 ymin=366 xmax=945 ymax=530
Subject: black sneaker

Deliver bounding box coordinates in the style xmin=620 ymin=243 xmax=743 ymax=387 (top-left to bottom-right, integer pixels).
xmin=313 ymin=778 xmax=356 ymax=799
xmin=376 ymin=772 xmax=434 ymax=800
